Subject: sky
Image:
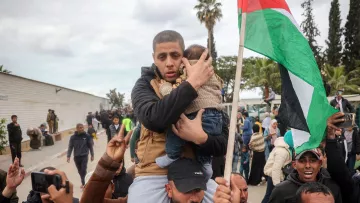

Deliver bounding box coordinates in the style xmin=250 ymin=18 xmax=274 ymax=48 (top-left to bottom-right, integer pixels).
xmin=0 ymin=0 xmax=350 ymax=101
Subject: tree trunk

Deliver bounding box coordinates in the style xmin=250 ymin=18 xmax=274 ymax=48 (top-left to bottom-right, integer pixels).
xmin=264 ymin=84 xmax=269 ymax=99
xmin=208 ymin=29 xmax=212 ymax=57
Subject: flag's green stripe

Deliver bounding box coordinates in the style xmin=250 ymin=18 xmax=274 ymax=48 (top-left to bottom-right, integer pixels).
xmin=238 ymin=9 xmax=337 ymax=152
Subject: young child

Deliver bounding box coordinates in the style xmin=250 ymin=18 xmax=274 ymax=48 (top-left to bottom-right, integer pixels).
xmin=155 ymin=44 xmax=223 ymax=180
xmin=109 ymin=116 xmax=121 ymax=139
xmin=240 ymin=146 xmax=250 ymax=181
xmin=87 ymin=124 xmax=97 ymax=144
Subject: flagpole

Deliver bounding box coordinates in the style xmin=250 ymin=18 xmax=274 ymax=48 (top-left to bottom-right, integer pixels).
xmin=224 ymin=11 xmax=247 ymax=182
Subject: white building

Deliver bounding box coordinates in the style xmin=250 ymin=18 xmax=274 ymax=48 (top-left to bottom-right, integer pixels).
xmin=0 ymin=72 xmax=109 ymax=141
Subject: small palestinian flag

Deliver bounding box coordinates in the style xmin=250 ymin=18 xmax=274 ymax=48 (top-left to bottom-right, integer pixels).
xmin=238 ymin=0 xmax=337 ymax=153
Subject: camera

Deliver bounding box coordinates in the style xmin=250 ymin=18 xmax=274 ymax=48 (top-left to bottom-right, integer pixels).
xmin=31 ymin=172 xmax=62 ymax=194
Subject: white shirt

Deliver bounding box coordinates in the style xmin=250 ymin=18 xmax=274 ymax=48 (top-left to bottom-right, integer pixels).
xmin=336 ymin=98 xmax=344 ymax=113
xmin=114 ymin=124 xmax=120 ymax=130
xmin=262 ymin=117 xmax=271 ymax=129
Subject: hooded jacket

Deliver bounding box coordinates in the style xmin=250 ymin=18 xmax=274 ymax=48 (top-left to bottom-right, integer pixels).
xmin=263 ymin=137 xmax=292 ymax=185
xmin=269 ymin=168 xmax=342 ymax=203
xmin=131 ymin=65 xmax=228 ymax=157
xmin=67 ymin=131 xmax=94 ymax=158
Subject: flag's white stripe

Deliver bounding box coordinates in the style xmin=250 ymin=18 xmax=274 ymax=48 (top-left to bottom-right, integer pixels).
xmin=271 ymin=8 xmax=304 ymax=37
xmin=292 ymin=128 xmax=311 ymax=148
xmin=288 ymin=72 xmax=314 ymax=119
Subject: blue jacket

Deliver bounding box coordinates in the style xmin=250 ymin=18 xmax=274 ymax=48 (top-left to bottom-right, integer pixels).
xmin=241 ymin=151 xmax=250 ymax=165
xmin=241 ymin=117 xmax=253 ymax=137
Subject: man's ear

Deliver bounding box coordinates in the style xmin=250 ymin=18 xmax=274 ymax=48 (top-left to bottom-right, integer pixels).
xmin=292 ymin=161 xmax=296 ymax=170
xmin=165 ymin=184 xmax=172 ymax=198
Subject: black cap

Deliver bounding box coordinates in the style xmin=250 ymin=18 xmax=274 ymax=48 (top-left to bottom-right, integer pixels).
xmin=167 ymin=158 xmax=207 ymax=193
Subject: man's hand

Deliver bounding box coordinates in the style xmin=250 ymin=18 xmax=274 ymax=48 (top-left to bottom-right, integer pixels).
xmin=91 ymin=156 xmax=94 ymax=162
xmin=2 ymin=158 xmax=25 ymax=198
xmin=41 ymin=169 xmax=74 ymax=203
xmin=106 ymin=125 xmax=131 ymax=162
xmin=66 ymin=157 xmax=70 ymax=163
xmin=214 ymin=175 xmax=241 ymax=203
xmin=172 ymin=109 xmax=208 ymax=145
xmin=183 ymin=49 xmax=214 ymax=90
xmin=327 ymin=112 xmax=344 ymax=140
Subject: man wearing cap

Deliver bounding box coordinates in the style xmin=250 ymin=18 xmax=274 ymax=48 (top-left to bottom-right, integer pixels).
xmin=165 ymin=158 xmax=215 ymax=203
xmin=330 ymin=89 xmax=354 ymax=113
xmin=268 ymin=148 xmax=342 ymax=203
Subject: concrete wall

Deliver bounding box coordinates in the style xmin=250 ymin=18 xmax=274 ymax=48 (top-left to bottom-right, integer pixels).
xmin=0 ymin=72 xmax=109 ymax=142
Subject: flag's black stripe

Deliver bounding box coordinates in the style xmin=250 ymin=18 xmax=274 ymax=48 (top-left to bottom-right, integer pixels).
xmin=278 ymin=64 xmax=310 ymax=133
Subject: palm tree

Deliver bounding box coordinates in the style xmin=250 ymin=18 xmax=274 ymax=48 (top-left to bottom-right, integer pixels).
xmin=244 ymin=58 xmax=281 ymax=99
xmin=194 ymin=0 xmax=223 ymax=56
xmin=0 ymin=65 xmax=11 ymax=74
xmin=323 ymin=64 xmax=360 ymax=95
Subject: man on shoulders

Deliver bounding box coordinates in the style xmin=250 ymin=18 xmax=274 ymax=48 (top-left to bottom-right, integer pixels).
xmin=130 ymin=30 xmax=227 ymax=203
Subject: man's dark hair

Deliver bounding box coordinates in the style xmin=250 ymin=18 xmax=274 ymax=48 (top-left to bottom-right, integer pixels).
xmin=76 ymin=123 xmax=84 ymax=128
xmin=243 ymin=112 xmax=249 ymax=117
xmin=295 ymin=182 xmax=333 ymax=203
xmin=253 ymin=124 xmax=260 ymax=133
xmin=11 ymin=115 xmax=17 ymax=119
xmin=184 ymin=44 xmax=210 ymax=60
xmin=153 ymin=30 xmax=185 ymax=52
xmin=113 ymin=115 xmax=119 ymax=120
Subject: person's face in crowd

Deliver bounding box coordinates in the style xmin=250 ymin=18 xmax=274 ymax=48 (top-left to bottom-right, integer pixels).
xmin=104 ymin=182 xmax=115 ymax=199
xmin=337 ymin=90 xmax=343 ymax=100
xmin=300 ymin=192 xmax=334 ymax=203
xmin=232 ymin=175 xmax=248 ymax=203
xmin=89 ymin=124 xmax=93 ymax=129
xmin=241 ymin=147 xmax=247 ymax=153
xmin=153 ymin=42 xmax=183 ymax=83
xmin=274 ymin=110 xmax=279 ymax=116
xmin=272 ymin=122 xmax=278 ymax=129
xmin=165 ymin=181 xmax=204 ymax=203
xmin=77 ymin=124 xmax=85 ymax=133
xmin=11 ymin=117 xmax=17 ymax=123
xmin=294 ymin=152 xmax=322 ymax=183
xmin=113 ymin=118 xmax=120 ymax=125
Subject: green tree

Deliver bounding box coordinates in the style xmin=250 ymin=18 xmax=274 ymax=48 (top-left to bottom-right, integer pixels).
xmin=0 ymin=65 xmax=11 ymax=74
xmin=243 ymin=58 xmax=281 ymax=98
xmin=342 ymin=0 xmax=360 ymax=73
xmin=106 ymin=88 xmax=125 ymax=110
xmin=323 ymin=64 xmax=360 ymax=95
xmin=194 ymin=0 xmax=222 ymax=57
xmin=0 ymin=118 xmax=8 ymax=155
xmin=300 ymin=0 xmax=323 ymax=69
xmin=215 ymin=56 xmax=237 ymax=102
xmin=325 ymin=0 xmax=343 ymax=67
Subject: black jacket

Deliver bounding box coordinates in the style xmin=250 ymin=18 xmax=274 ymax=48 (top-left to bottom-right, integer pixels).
xmin=342 ymin=127 xmax=360 ymax=155
xmin=326 ymin=138 xmax=360 ymax=203
xmin=112 ymin=167 xmax=133 ymax=198
xmin=330 ymin=97 xmax=355 ymax=113
xmin=269 ymin=168 xmax=342 ymax=203
xmin=131 ymin=65 xmax=228 ymax=157
xmin=7 ymin=123 xmax=22 ymax=143
xmin=67 ymin=132 xmax=94 ymax=158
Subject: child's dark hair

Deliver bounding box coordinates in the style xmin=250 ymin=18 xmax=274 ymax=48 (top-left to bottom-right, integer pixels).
xmin=253 ymin=124 xmax=260 ymax=133
xmin=184 ymin=44 xmax=210 ymax=60
xmin=242 ymin=145 xmax=248 ymax=151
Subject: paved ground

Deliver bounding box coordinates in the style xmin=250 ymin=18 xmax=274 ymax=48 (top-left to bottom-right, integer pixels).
xmin=0 ymin=130 xmax=265 ymax=202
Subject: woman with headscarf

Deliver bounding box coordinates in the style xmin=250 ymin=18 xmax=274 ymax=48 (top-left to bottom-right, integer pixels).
xmin=26 ymin=127 xmax=42 ymax=150
xmin=248 ymin=123 xmax=266 ymax=185
xmin=261 ymin=131 xmax=294 ymax=203
xmin=264 ymin=119 xmax=280 ymax=160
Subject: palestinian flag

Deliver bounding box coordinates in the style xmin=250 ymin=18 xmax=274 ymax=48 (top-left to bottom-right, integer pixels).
xmin=238 ymin=0 xmax=337 ymax=153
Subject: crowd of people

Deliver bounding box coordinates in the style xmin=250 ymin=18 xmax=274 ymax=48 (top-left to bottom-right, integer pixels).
xmin=1 ymin=30 xmax=360 ymax=203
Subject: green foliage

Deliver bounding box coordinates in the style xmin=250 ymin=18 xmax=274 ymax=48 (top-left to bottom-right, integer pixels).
xmin=0 ymin=118 xmax=8 ymax=155
xmin=342 ymin=0 xmax=360 ymax=73
xmin=106 ymin=88 xmax=125 ymax=110
xmin=323 ymin=64 xmax=360 ymax=95
xmin=242 ymin=58 xmax=281 ymax=98
xmin=0 ymin=65 xmax=11 ymax=74
xmin=325 ymin=0 xmax=343 ymax=67
xmin=194 ymin=0 xmax=222 ymax=57
xmin=215 ymin=56 xmax=237 ymax=102
xmin=300 ymin=0 xmax=323 ymax=70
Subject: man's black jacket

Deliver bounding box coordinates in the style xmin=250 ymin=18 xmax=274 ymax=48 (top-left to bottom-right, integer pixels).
xmin=330 ymin=97 xmax=355 ymax=113
xmin=7 ymin=123 xmax=22 ymax=143
xmin=131 ymin=65 xmax=228 ymax=156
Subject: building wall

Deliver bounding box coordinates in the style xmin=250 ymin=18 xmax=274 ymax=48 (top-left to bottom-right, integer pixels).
xmin=0 ymin=73 xmax=109 ymax=142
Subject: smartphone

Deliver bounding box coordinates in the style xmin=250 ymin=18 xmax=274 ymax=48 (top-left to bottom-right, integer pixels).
xmin=335 ymin=113 xmax=355 ymax=129
xmin=31 ymin=172 xmax=62 ymax=193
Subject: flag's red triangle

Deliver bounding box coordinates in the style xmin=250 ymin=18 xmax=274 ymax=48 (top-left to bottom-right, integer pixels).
xmin=238 ymin=0 xmax=291 ymax=14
